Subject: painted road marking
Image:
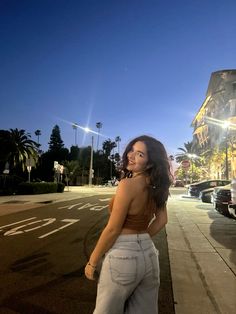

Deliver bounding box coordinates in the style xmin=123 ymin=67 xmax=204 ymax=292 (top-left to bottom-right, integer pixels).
xmin=0 ymin=217 xmax=37 ymax=231
xmin=58 ymin=203 xmax=83 ymax=209
xmin=77 ymin=203 xmax=97 ymax=210
xmin=2 ymin=217 xmax=80 ymax=239
xmin=90 ymin=205 xmax=108 ymax=211
xmin=38 ymin=219 xmax=80 ymax=239
xmin=4 ymin=218 xmax=56 ymax=236
xmin=57 ymin=198 xmax=110 ymax=210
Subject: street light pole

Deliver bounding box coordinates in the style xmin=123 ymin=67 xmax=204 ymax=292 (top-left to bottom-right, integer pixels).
xmin=89 ymin=136 xmax=94 ymax=186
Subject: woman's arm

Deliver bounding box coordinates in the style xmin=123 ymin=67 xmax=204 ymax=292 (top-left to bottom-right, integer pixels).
xmin=85 ymin=179 xmax=132 ymax=280
xmin=147 ymin=206 xmax=168 ymax=237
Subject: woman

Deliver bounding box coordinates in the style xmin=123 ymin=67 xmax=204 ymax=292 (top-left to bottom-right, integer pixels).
xmin=85 ymin=135 xmax=172 ymax=314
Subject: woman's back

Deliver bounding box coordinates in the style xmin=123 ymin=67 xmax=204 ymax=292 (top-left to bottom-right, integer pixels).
xmin=126 ymin=175 xmax=150 ymax=216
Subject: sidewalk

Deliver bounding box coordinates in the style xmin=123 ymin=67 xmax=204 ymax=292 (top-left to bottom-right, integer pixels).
xmin=167 ymin=196 xmax=236 ymax=314
xmin=0 ymin=188 xmax=236 ymax=313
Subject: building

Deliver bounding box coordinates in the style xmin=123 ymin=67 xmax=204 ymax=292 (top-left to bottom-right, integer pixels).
xmin=191 ymin=69 xmax=236 ymax=179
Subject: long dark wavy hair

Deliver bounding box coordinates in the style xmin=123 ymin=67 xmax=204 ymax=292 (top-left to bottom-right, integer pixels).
xmin=121 ymin=135 xmax=173 ymax=211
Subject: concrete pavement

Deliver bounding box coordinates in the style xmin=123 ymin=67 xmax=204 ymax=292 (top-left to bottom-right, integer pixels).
xmin=0 ymin=186 xmax=236 ymax=314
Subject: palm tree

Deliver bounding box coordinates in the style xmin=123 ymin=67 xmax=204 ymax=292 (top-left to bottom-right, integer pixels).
xmin=96 ymin=122 xmax=103 ymax=151
xmin=72 ymin=123 xmax=78 ymax=146
xmin=8 ymin=128 xmax=39 ymax=171
xmin=115 ymin=136 xmax=121 ymax=155
xmin=102 ymin=139 xmax=117 ymax=156
xmin=176 ymin=141 xmax=201 ymax=182
xmin=175 ymin=141 xmax=199 ymax=162
xmin=35 ymin=129 xmax=41 ymax=146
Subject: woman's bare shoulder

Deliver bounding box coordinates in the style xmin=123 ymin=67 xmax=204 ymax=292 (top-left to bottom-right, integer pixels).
xmin=117 ymin=177 xmax=144 ymax=194
xmin=117 ymin=177 xmax=132 ymax=190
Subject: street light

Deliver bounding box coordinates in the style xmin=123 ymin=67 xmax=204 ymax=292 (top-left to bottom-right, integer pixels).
xmin=89 ymin=136 xmax=94 ymax=186
xmin=84 ymin=128 xmax=94 ymax=186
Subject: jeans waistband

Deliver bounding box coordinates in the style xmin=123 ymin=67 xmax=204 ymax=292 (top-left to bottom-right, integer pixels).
xmin=115 ymin=233 xmax=151 ymax=243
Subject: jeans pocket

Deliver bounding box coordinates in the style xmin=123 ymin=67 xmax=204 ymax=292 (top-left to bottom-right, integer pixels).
xmin=108 ymin=255 xmax=137 ymax=286
xmin=149 ymin=249 xmax=160 ymax=283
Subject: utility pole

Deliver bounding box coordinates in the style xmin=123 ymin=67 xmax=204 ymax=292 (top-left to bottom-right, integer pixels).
xmin=89 ymin=136 xmax=94 ymax=186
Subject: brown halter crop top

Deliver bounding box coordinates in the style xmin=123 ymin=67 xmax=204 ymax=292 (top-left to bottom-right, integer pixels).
xmin=109 ymin=196 xmax=151 ymax=231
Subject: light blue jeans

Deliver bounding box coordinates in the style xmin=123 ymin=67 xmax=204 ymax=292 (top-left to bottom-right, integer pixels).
xmin=93 ymin=233 xmax=160 ymax=314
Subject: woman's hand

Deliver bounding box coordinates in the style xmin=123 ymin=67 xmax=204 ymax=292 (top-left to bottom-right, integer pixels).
xmin=84 ymin=262 xmax=97 ymax=281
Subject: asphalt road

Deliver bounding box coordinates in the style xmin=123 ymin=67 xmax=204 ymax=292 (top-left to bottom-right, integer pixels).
xmin=0 ymin=193 xmax=177 ymax=314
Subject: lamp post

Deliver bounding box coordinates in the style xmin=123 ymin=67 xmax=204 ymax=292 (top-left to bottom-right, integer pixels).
xmin=89 ymin=135 xmax=94 ymax=186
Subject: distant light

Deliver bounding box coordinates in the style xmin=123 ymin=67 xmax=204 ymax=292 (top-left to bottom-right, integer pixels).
xmin=187 ymin=153 xmax=200 ymax=159
xmin=222 ymin=121 xmax=230 ymax=129
xmin=84 ymin=127 xmax=91 ymax=133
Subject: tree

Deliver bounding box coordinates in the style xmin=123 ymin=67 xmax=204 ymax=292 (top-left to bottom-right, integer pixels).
xmin=63 ymin=160 xmax=81 ymax=185
xmin=102 ymin=139 xmax=117 ymax=156
xmin=69 ymin=145 xmax=80 ymax=161
xmin=35 ymin=129 xmax=41 ymax=146
xmin=96 ymin=122 xmax=103 ymax=151
xmin=48 ymin=125 xmax=64 ymax=151
xmin=7 ymin=128 xmax=39 ymax=171
xmin=175 ymin=140 xmax=202 ymax=182
xmin=115 ymin=136 xmax=121 ymax=155
xmin=175 ymin=141 xmax=197 ymax=163
xmin=72 ymin=123 xmax=78 ymax=146
xmin=0 ymin=130 xmax=13 ymax=172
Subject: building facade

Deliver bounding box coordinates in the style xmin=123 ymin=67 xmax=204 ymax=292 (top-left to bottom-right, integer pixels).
xmin=191 ymin=69 xmax=236 ymax=179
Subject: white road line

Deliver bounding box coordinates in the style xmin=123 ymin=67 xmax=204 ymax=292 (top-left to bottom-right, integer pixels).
xmin=38 ymin=219 xmax=80 ymax=239
xmin=68 ymin=203 xmax=83 ymax=209
xmin=0 ymin=217 xmax=37 ymax=231
xmin=90 ymin=205 xmax=109 ymax=211
xmin=77 ymin=203 xmax=98 ymax=210
xmin=4 ymin=218 xmax=56 ymax=236
xmin=99 ymin=198 xmax=111 ymax=201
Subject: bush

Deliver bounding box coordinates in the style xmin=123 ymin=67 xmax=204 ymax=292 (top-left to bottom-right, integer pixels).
xmin=17 ymin=182 xmax=63 ymax=195
xmin=57 ymin=182 xmax=65 ymax=193
xmin=0 ymin=175 xmax=24 ymax=195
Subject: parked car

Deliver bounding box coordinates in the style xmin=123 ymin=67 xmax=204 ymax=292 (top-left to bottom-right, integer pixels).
xmin=229 ymin=179 xmax=236 ymax=219
xmin=212 ymin=184 xmax=231 ymax=216
xmin=199 ymin=188 xmax=214 ymax=203
xmin=188 ymin=180 xmax=230 ymax=197
xmin=199 ymin=180 xmax=231 ymax=203
xmin=173 ymin=180 xmax=185 ymax=187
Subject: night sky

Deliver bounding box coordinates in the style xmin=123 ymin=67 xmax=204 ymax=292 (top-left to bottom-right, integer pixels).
xmin=1 ymin=0 xmax=236 ymax=156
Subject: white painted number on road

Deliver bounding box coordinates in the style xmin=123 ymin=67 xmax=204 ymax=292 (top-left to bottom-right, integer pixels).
xmin=58 ymin=203 xmax=83 ymax=209
xmin=0 ymin=217 xmax=37 ymax=231
xmin=38 ymin=219 xmax=79 ymax=239
xmin=57 ymin=198 xmax=110 ymax=211
xmin=4 ymin=218 xmax=56 ymax=236
xmin=2 ymin=217 xmax=79 ymax=239
xmin=90 ymin=205 xmax=108 ymax=211
xmin=99 ymin=198 xmax=111 ymax=202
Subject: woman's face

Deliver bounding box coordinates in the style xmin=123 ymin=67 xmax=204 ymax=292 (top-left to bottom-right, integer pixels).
xmin=126 ymin=141 xmax=149 ymax=173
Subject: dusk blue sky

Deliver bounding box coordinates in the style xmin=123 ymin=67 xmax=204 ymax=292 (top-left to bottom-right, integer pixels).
xmin=1 ymin=0 xmax=236 ymax=157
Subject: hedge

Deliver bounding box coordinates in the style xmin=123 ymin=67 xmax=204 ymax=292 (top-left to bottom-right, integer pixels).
xmin=17 ymin=182 xmax=65 ymax=195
